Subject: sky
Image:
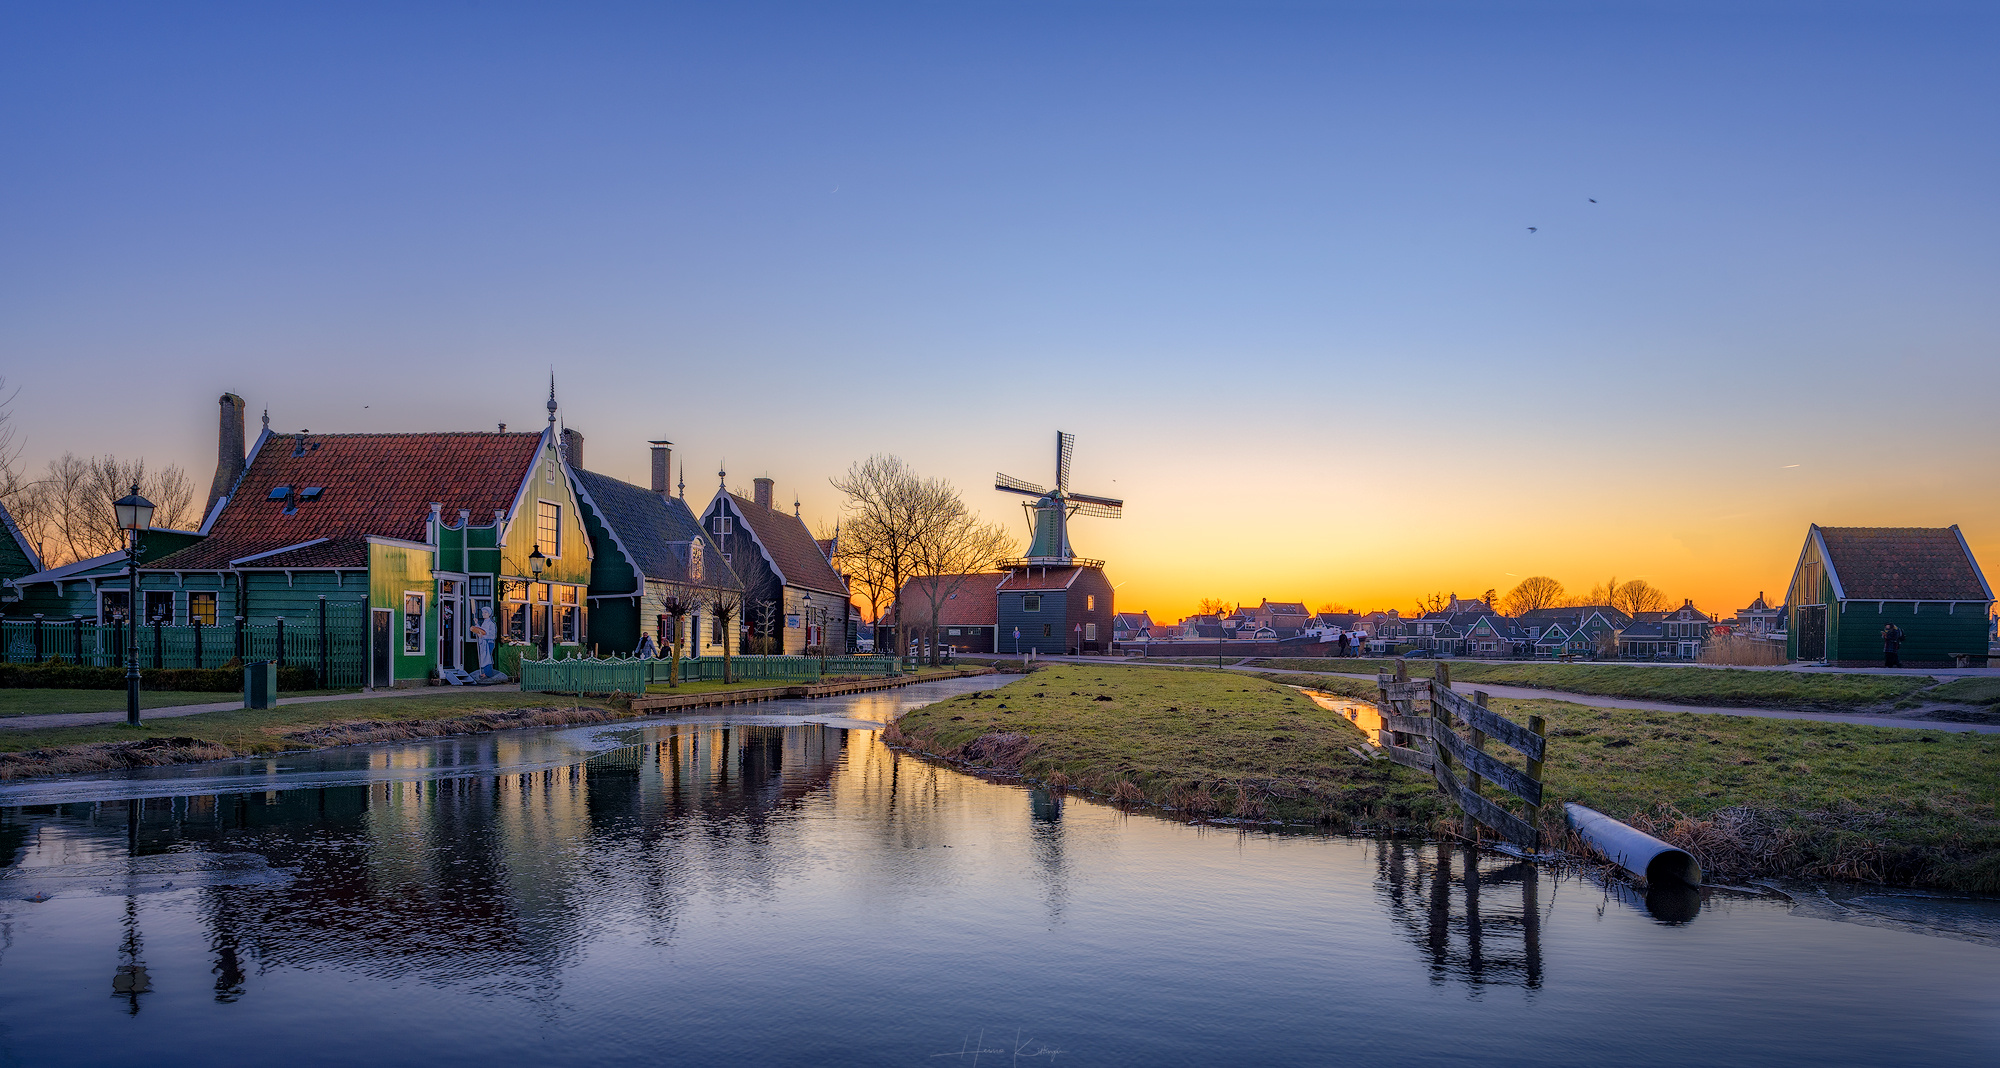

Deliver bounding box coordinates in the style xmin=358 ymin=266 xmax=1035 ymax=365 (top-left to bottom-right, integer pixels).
xmin=3 ymin=1 xmax=1996 ymax=621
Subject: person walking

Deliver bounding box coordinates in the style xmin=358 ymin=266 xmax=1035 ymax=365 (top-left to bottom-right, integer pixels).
xmin=1336 ymin=631 xmax=1350 ymax=658
xmin=1882 ymin=623 xmax=1903 ymax=668
xmin=636 ymin=632 xmax=657 ymax=659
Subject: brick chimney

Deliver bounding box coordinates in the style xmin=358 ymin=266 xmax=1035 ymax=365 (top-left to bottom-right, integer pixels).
xmin=560 ymin=427 xmax=584 ymax=470
xmin=650 ymin=440 xmax=672 ymax=496
xmin=206 ymin=393 xmax=246 ymax=520
xmin=753 ymin=477 xmax=775 ymax=511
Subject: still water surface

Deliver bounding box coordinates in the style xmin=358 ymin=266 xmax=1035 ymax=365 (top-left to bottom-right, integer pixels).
xmin=2 ymin=677 xmax=1996 ymax=1067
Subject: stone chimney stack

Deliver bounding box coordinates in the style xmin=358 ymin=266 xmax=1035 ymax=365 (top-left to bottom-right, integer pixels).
xmin=206 ymin=393 xmax=247 ymax=520
xmin=560 ymin=427 xmax=584 ymax=471
xmin=649 ymin=441 xmax=673 ymax=496
xmin=753 ymin=477 xmax=775 ymax=511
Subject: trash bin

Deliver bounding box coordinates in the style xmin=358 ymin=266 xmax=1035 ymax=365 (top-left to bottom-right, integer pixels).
xmin=244 ymin=660 xmax=277 ymax=709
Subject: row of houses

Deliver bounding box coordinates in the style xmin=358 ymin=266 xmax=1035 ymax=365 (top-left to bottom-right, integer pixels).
xmin=1107 ymin=525 xmax=1994 ymax=668
xmin=0 ymin=391 xmax=855 ymax=686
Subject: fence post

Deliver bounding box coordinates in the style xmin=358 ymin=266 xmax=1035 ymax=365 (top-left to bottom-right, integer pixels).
xmin=33 ymin=614 xmax=43 ymax=662
xmin=72 ymin=617 xmax=84 ymax=665
xmin=1526 ymin=713 xmax=1546 ymax=853
xmin=194 ymin=619 xmax=204 ymax=668
xmin=1429 ymin=661 xmax=1459 ymax=839
xmin=318 ymin=596 xmax=329 ymax=690
xmin=1466 ymin=689 xmax=1489 ymax=843
xmin=235 ymin=615 xmax=246 ymax=662
xmin=276 ymin=616 xmax=286 ymax=669
xmin=152 ymin=616 xmax=164 ymax=670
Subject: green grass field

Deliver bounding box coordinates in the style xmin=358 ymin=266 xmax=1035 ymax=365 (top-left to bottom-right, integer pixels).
xmin=1928 ymin=677 xmax=2000 ymax=705
xmin=0 ymin=688 xmax=368 ymax=719
xmin=1249 ymin=658 xmax=1934 ymax=710
xmin=0 ymin=690 xmax=603 ymax=754
xmin=891 ymin=664 xmax=2000 ymax=890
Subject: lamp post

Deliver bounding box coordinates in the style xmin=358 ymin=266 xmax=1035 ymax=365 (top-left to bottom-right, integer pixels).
xmin=527 ymin=545 xmax=548 ymax=658
xmin=113 ymin=485 xmax=155 ymax=726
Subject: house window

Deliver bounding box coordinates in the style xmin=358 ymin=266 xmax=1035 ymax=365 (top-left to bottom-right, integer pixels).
xmin=100 ymin=590 xmax=130 ymax=623
xmin=710 ymin=513 xmax=733 ymax=559
xmin=189 ymin=592 xmax=217 ymax=626
xmin=948 ymin=628 xmax=961 ymax=636
xmin=503 ymin=581 xmax=528 ymax=642
xmin=1084 ymin=623 xmax=1097 ymax=640
xmin=1086 ymin=595 xmax=1095 ymax=611
xmin=144 ymin=591 xmax=175 ymax=624
xmin=1042 ymin=624 xmax=1052 ymax=638
xmin=537 ymin=501 xmax=562 ymax=557
xmin=712 ymin=614 xmax=726 ymax=644
xmin=1023 ymin=595 xmax=1041 ymax=612
xmin=403 ymin=592 xmax=426 ymax=654
xmin=558 ymin=585 xmax=580 ymax=643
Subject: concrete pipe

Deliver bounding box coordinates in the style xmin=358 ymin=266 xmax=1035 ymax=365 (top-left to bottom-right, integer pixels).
xmin=1564 ymin=803 xmax=1703 ymax=887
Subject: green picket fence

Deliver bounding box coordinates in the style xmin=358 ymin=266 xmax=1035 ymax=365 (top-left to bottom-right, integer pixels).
xmin=0 ymin=610 xmax=369 ymax=688
xmin=520 ymin=654 xmax=902 ymax=693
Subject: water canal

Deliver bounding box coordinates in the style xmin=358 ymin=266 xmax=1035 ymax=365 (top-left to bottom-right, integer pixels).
xmin=2 ymin=677 xmax=1995 ymax=1066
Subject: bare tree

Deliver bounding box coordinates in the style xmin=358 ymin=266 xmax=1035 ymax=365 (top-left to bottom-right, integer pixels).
xmin=706 ymin=592 xmax=740 ymax=683
xmin=1315 ymin=602 xmax=1353 ymax=615
xmin=660 ymin=593 xmax=694 ymax=686
xmin=904 ymin=497 xmax=1013 ymax=666
xmin=1501 ymin=576 xmax=1565 ymax=615
xmin=1195 ymin=597 xmax=1232 ymax=619
xmin=1613 ymin=579 xmax=1672 ymax=616
xmin=15 ymin=452 xmax=197 ymax=567
xmin=751 ymin=598 xmax=780 ymax=655
xmin=1414 ymin=591 xmax=1447 ymax=616
xmin=831 ymin=455 xmax=972 ymax=656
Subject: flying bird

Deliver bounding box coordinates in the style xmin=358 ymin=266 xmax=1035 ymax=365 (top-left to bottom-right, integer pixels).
xmin=1589 ymin=198 xmax=1597 ymax=203
xmin=1527 ymin=227 xmax=1537 ymax=233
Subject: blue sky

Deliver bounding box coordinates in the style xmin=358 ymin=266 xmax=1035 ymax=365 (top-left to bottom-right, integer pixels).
xmin=4 ymin=2 xmax=1995 ymax=613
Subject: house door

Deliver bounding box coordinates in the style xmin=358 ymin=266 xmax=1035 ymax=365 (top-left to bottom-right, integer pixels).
xmin=1797 ymin=606 xmax=1827 ymax=660
xmin=438 ymin=580 xmax=460 ymax=670
xmin=371 ymin=609 xmax=394 ymax=687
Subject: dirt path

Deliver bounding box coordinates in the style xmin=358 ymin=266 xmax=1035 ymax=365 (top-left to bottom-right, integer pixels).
xmin=0 ymin=685 xmax=523 ymax=731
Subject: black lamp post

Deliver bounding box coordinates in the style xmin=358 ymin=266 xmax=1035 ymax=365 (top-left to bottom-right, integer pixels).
xmin=113 ymin=484 xmax=155 ymax=726
xmin=527 ymin=545 xmax=547 ymax=658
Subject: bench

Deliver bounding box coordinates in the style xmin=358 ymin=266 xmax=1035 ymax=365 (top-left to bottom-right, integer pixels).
xmin=1950 ymin=653 xmax=1990 ymax=668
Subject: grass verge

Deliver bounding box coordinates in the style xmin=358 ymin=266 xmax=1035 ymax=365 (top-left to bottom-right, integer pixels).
xmin=1250 ymin=658 xmax=1934 ymax=710
xmin=888 ymin=664 xmax=2000 ymax=891
xmin=0 ymin=688 xmax=363 ymax=718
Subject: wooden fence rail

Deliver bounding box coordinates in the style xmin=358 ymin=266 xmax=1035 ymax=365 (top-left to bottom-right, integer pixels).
xmin=1374 ymin=660 xmax=1548 ymax=851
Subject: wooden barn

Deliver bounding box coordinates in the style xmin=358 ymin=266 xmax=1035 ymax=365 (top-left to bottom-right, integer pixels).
xmin=1784 ymin=525 xmax=1993 ymax=666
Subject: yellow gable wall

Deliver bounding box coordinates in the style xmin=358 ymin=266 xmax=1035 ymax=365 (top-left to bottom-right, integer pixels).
xmin=499 ymin=437 xmax=594 ymax=586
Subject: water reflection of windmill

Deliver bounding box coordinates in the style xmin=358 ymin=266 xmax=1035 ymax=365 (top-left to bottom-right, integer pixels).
xmin=993 ymin=431 xmax=1121 ymax=655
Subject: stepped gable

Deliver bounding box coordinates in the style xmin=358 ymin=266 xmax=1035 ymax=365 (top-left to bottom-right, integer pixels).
xmin=575 ymin=469 xmax=739 ymax=589
xmin=727 ymin=492 xmax=847 ymax=595
xmin=1816 ymin=526 xmax=1990 ymax=601
xmin=152 ymin=431 xmax=544 ymax=570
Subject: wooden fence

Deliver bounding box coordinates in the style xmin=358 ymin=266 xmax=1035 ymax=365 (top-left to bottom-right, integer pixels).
xmin=1373 ymin=661 xmax=1548 ymax=851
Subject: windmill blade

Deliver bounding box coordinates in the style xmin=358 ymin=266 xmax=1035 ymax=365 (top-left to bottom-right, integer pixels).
xmin=1056 ymin=431 xmax=1074 ymax=492
xmin=1067 ymin=491 xmax=1124 ymax=508
xmin=1071 ymin=500 xmax=1123 ymax=520
xmin=995 ymin=472 xmax=1048 ymax=496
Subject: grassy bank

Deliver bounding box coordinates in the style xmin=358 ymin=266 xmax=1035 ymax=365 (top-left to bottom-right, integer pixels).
xmin=0 ymin=689 xmax=246 ymax=718
xmin=1250 ymin=658 xmax=1934 ymax=710
xmin=889 ymin=664 xmax=2000 ymax=891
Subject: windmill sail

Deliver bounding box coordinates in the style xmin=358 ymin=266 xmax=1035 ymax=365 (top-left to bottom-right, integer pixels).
xmin=995 ymin=472 xmax=1048 ymax=496
xmin=1057 ymin=431 xmax=1075 ymax=492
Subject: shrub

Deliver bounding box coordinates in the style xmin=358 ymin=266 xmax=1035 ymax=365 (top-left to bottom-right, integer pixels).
xmin=0 ymin=660 xmax=321 ymax=692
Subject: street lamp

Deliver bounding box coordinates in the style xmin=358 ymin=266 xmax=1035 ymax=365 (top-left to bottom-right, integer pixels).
xmin=527 ymin=545 xmax=547 ymax=658
xmin=113 ymin=485 xmax=154 ymax=726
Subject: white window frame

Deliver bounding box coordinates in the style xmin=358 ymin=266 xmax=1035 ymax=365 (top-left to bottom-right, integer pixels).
xmin=403 ymin=591 xmax=426 ymax=655
xmin=537 ymin=501 xmax=563 ymax=558
xmin=1023 ymin=595 xmax=1041 ymax=613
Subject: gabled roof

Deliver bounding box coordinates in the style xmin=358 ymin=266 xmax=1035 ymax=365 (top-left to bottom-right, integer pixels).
xmin=151 ymin=430 xmax=545 ymax=571
xmin=715 ymin=492 xmax=849 ymax=596
xmin=997 ymin=566 xmax=1085 ymax=592
xmin=1813 ymin=525 xmax=1993 ymax=602
xmin=0 ymin=500 xmax=42 ymax=577
xmin=575 ymin=469 xmax=740 ymax=591
xmin=900 ymin=572 xmax=1002 ymax=626
xmin=1112 ymin=611 xmax=1153 ymax=628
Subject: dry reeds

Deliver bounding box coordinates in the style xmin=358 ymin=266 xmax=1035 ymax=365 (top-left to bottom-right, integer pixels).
xmin=1112 ymin=779 xmax=1145 ymax=804
xmin=1698 ymin=633 xmax=1790 ymax=667
xmin=0 ymin=736 xmax=237 ymax=781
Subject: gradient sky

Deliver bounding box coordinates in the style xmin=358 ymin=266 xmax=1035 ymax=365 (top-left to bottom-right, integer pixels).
xmin=3 ymin=1 xmax=1996 ymax=621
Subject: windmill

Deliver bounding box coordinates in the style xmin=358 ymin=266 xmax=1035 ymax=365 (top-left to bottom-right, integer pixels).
xmin=994 ymin=431 xmax=1123 ymax=566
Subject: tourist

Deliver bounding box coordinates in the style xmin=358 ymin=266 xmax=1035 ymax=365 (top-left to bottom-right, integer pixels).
xmin=1882 ymin=623 xmax=1903 ymax=668
xmin=636 ymin=632 xmax=657 ymax=659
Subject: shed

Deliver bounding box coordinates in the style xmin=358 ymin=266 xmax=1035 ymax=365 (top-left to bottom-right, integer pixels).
xmin=1784 ymin=525 xmax=1993 ymax=666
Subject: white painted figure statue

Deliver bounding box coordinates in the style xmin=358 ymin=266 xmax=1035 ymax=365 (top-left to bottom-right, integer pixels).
xmin=471 ymin=605 xmax=498 ymax=675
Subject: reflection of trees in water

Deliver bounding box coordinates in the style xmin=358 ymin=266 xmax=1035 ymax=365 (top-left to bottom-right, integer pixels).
xmin=1375 ymin=840 xmax=1544 ymax=990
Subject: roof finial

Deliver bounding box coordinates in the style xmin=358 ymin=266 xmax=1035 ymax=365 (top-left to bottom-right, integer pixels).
xmin=718 ymin=464 xmax=726 ymax=489
xmin=546 ymin=373 xmax=558 ymax=425
xmin=261 ymin=407 xmax=270 ymax=430
xmin=678 ymin=463 xmax=685 ymax=499
xmin=793 ymin=495 xmax=801 ymax=518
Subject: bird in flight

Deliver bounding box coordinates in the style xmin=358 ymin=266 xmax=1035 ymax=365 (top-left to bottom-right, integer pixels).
xmin=1527 ymin=227 xmax=1538 ymax=233
xmin=1589 ymin=198 xmax=1597 ymax=203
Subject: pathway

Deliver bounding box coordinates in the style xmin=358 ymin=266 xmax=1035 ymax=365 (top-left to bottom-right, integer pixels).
xmin=0 ymin=684 xmax=523 ymax=732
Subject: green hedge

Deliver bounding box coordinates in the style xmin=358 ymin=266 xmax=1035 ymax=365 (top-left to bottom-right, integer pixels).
xmin=0 ymin=660 xmax=321 ymax=692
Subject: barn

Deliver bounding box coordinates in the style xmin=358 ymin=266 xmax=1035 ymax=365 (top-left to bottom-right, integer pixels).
xmin=1784 ymin=525 xmax=1993 ymax=667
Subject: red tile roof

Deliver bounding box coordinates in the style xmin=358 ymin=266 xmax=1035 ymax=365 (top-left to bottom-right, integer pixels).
xmin=899 ymin=573 xmax=1002 ymax=626
xmin=725 ymin=493 xmax=849 ymax=596
xmin=152 ymin=431 xmax=544 ymax=570
xmin=1818 ymin=526 xmax=1992 ymax=601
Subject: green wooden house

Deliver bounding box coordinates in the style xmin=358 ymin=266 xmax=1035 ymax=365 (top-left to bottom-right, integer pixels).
xmin=1785 ymin=525 xmax=1993 ymax=666
xmin=2 ymin=392 xmax=595 ymax=687
xmin=567 ymin=437 xmax=742 ymax=657
xmin=0 ymin=501 xmax=40 ymax=583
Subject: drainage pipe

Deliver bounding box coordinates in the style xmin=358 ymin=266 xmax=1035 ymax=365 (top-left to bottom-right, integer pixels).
xmin=1564 ymin=802 xmax=1703 ymax=887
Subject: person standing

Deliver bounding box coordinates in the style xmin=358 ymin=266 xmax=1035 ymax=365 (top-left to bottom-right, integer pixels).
xmin=1882 ymin=623 xmax=1904 ymax=668
xmin=1336 ymin=631 xmax=1350 ymax=658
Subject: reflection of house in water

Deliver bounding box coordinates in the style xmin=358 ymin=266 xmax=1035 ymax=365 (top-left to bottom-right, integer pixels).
xmin=585 ymin=723 xmax=848 ymax=825
xmin=1375 ymin=840 xmax=1543 ymax=989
